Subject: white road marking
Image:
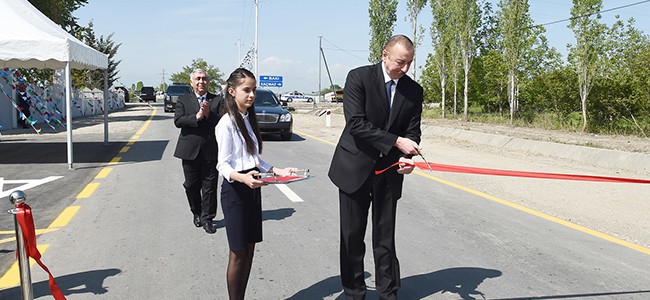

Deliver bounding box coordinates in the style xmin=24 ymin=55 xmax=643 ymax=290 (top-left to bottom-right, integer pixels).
xmin=274 ymin=184 xmax=304 ymax=202
xmin=0 ymin=176 xmax=64 ymax=198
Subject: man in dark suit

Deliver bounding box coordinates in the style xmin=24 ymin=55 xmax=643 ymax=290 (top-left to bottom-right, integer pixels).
xmin=328 ymin=35 xmax=423 ymax=300
xmin=174 ymin=69 xmax=224 ymax=234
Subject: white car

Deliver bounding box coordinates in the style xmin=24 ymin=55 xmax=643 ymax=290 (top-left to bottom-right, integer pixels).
xmin=280 ymin=91 xmax=314 ymax=102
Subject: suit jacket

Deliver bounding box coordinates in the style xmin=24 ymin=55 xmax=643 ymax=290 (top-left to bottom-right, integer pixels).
xmin=328 ymin=63 xmax=423 ymax=198
xmin=173 ymin=92 xmax=225 ymax=161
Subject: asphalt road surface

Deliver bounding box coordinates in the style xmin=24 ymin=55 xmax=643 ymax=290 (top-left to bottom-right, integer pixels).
xmin=0 ymin=105 xmax=648 ymax=299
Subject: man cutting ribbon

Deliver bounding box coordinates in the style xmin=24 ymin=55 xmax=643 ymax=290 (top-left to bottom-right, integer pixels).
xmin=328 ymin=35 xmax=423 ymax=300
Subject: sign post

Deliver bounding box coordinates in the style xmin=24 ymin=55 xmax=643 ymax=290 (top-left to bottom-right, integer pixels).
xmin=259 ymin=75 xmax=283 ymax=88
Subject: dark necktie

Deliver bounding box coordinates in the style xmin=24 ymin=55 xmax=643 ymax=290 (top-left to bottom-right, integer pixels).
xmin=385 ymin=80 xmax=394 ymax=112
xmin=198 ymin=95 xmax=205 ymax=106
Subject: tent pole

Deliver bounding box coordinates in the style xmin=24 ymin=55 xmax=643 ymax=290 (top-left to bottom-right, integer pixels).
xmin=65 ymin=62 xmax=73 ymax=170
xmin=104 ymin=69 xmax=108 ymax=145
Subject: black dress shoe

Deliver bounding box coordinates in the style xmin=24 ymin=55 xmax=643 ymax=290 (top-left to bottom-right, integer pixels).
xmin=193 ymin=216 xmax=202 ymax=228
xmin=203 ymin=222 xmax=216 ymax=234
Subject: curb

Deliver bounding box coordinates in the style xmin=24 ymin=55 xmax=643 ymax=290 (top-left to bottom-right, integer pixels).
xmin=422 ymin=126 xmax=650 ymax=176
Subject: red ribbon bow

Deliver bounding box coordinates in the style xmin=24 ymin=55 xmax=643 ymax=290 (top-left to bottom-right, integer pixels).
xmin=14 ymin=203 xmax=66 ymax=300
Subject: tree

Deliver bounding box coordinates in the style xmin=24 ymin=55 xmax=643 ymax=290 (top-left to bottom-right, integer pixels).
xmin=430 ymin=0 xmax=452 ymax=118
xmin=368 ymin=0 xmax=398 ymax=63
xmin=170 ymin=58 xmax=224 ymax=94
xmin=29 ymin=0 xmax=88 ymax=32
xmin=405 ymin=0 xmax=428 ymax=80
xmin=453 ymin=0 xmax=480 ymax=121
xmin=72 ymin=21 xmax=122 ymax=89
xmin=568 ymin=0 xmax=606 ymax=132
xmin=498 ymin=0 xmax=534 ymax=124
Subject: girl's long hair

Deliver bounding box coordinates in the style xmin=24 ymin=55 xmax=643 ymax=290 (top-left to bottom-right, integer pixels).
xmin=224 ymin=68 xmax=263 ymax=155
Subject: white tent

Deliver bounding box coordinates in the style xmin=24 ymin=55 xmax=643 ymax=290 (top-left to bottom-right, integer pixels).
xmin=0 ymin=0 xmax=109 ymax=169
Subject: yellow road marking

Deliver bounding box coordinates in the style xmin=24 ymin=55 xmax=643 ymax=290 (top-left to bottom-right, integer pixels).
xmin=0 ymin=244 xmax=49 ymax=288
xmin=77 ymin=182 xmax=100 ymax=198
xmin=299 ymin=130 xmax=650 ymax=256
xmin=48 ymin=206 xmax=80 ymax=228
xmin=135 ymin=107 xmax=157 ymax=135
xmin=412 ymin=170 xmax=650 ymax=255
xmin=108 ymin=157 xmax=122 ymax=165
xmin=95 ymin=168 xmax=112 ymax=179
xmin=294 ymin=130 xmax=336 ymax=146
xmin=0 ymin=228 xmax=59 ymax=245
xmin=0 ymin=107 xmax=160 ymax=289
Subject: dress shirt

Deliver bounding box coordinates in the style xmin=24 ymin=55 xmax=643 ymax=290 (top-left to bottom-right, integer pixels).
xmin=216 ymin=112 xmax=272 ymax=182
xmin=196 ymin=93 xmax=206 ymax=105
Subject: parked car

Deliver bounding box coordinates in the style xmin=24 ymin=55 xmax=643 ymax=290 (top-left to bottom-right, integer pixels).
xmin=255 ymin=89 xmax=293 ymax=140
xmin=139 ymin=86 xmax=156 ymax=102
xmin=280 ymin=91 xmax=313 ymax=102
xmin=164 ymin=83 xmax=192 ymax=112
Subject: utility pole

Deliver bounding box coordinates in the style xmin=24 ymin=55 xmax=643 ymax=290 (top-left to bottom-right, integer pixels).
xmin=318 ymin=35 xmax=322 ymax=108
xmin=236 ymin=39 xmax=242 ymax=68
xmin=254 ymin=0 xmax=259 ymax=78
xmin=160 ymin=69 xmax=166 ymax=90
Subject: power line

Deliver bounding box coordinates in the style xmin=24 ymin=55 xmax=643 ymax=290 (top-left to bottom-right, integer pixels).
xmin=321 ymin=37 xmax=367 ymax=61
xmin=535 ymin=0 xmax=650 ymax=27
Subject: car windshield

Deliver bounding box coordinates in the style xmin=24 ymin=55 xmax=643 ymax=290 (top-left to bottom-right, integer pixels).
xmin=167 ymin=85 xmax=192 ymax=95
xmin=254 ymin=90 xmax=280 ymax=107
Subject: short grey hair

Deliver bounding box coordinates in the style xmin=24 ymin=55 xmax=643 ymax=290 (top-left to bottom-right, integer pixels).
xmin=190 ymin=69 xmax=208 ymax=80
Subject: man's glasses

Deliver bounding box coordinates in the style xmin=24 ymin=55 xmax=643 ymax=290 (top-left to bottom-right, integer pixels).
xmin=193 ymin=76 xmax=208 ymax=81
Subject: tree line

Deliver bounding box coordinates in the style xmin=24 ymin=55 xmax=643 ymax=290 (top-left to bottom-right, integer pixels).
xmin=371 ymin=0 xmax=650 ymax=136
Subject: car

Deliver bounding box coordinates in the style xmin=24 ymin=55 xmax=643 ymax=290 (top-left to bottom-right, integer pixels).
xmin=280 ymin=91 xmax=314 ymax=103
xmin=254 ymin=89 xmax=293 ymax=140
xmin=139 ymin=86 xmax=156 ymax=102
xmin=164 ymin=83 xmax=192 ymax=112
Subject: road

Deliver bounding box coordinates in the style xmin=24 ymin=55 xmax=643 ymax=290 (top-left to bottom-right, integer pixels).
xmin=0 ymin=104 xmax=649 ymax=299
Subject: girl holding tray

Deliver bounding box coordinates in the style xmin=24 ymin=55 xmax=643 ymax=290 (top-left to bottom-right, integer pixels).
xmin=215 ymin=67 xmax=296 ymax=300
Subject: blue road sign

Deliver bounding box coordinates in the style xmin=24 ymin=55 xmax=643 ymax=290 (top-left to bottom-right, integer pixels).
xmin=260 ymin=75 xmax=283 ymax=87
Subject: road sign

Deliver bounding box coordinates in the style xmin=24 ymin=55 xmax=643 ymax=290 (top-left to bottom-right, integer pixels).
xmin=260 ymin=75 xmax=283 ymax=87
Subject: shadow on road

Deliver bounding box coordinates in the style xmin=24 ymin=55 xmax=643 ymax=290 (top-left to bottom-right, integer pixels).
xmin=285 ymin=267 xmax=502 ymax=300
xmin=0 ymin=268 xmax=121 ymax=298
xmin=0 ymin=140 xmax=168 ymax=164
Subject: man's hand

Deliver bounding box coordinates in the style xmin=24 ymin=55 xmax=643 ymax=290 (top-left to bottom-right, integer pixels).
xmin=196 ymin=100 xmax=210 ymax=120
xmin=394 ymin=137 xmax=420 ymax=155
xmin=396 ymin=157 xmax=415 ymax=174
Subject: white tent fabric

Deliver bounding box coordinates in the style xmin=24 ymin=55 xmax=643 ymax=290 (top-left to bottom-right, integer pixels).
xmin=0 ymin=0 xmax=109 ymax=169
xmin=0 ymin=0 xmax=107 ymax=70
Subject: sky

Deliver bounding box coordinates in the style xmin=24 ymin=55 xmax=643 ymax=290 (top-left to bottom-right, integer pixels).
xmin=75 ymin=0 xmax=650 ymax=95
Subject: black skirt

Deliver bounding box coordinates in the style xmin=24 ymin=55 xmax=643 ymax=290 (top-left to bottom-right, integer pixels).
xmin=220 ymin=168 xmax=262 ymax=250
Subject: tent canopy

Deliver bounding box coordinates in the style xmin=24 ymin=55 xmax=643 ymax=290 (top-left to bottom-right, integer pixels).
xmin=0 ymin=0 xmax=108 ymax=70
xmin=0 ymin=0 xmax=109 ymax=170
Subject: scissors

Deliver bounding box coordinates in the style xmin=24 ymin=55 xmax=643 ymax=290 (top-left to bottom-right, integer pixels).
xmin=415 ymin=148 xmax=435 ymax=173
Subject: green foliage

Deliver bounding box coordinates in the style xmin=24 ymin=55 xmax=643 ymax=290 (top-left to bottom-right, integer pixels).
xmin=368 ymin=0 xmax=398 ymax=63
xmin=71 ymin=21 xmax=122 ymax=90
xmin=568 ymin=0 xmax=607 ymax=131
xmin=169 ymin=58 xmax=224 ymax=94
xmin=29 ymin=0 xmax=88 ymax=32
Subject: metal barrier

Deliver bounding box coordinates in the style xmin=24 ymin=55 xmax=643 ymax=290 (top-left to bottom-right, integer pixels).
xmin=7 ymin=190 xmax=34 ymax=300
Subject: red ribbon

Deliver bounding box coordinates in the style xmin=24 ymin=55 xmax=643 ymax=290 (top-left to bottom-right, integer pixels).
xmin=14 ymin=203 xmax=67 ymax=300
xmin=375 ymin=161 xmax=650 ymax=184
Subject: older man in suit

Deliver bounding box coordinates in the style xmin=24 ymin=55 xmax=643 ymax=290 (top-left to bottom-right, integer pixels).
xmin=174 ymin=69 xmax=224 ymax=234
xmin=328 ymin=35 xmax=423 ymax=300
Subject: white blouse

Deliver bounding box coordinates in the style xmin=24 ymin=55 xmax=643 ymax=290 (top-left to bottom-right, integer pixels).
xmin=216 ymin=111 xmax=272 ymax=182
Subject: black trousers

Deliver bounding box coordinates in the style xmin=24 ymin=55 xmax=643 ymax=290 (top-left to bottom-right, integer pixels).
xmin=339 ymin=173 xmax=400 ymax=300
xmin=181 ymin=158 xmax=218 ymax=223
